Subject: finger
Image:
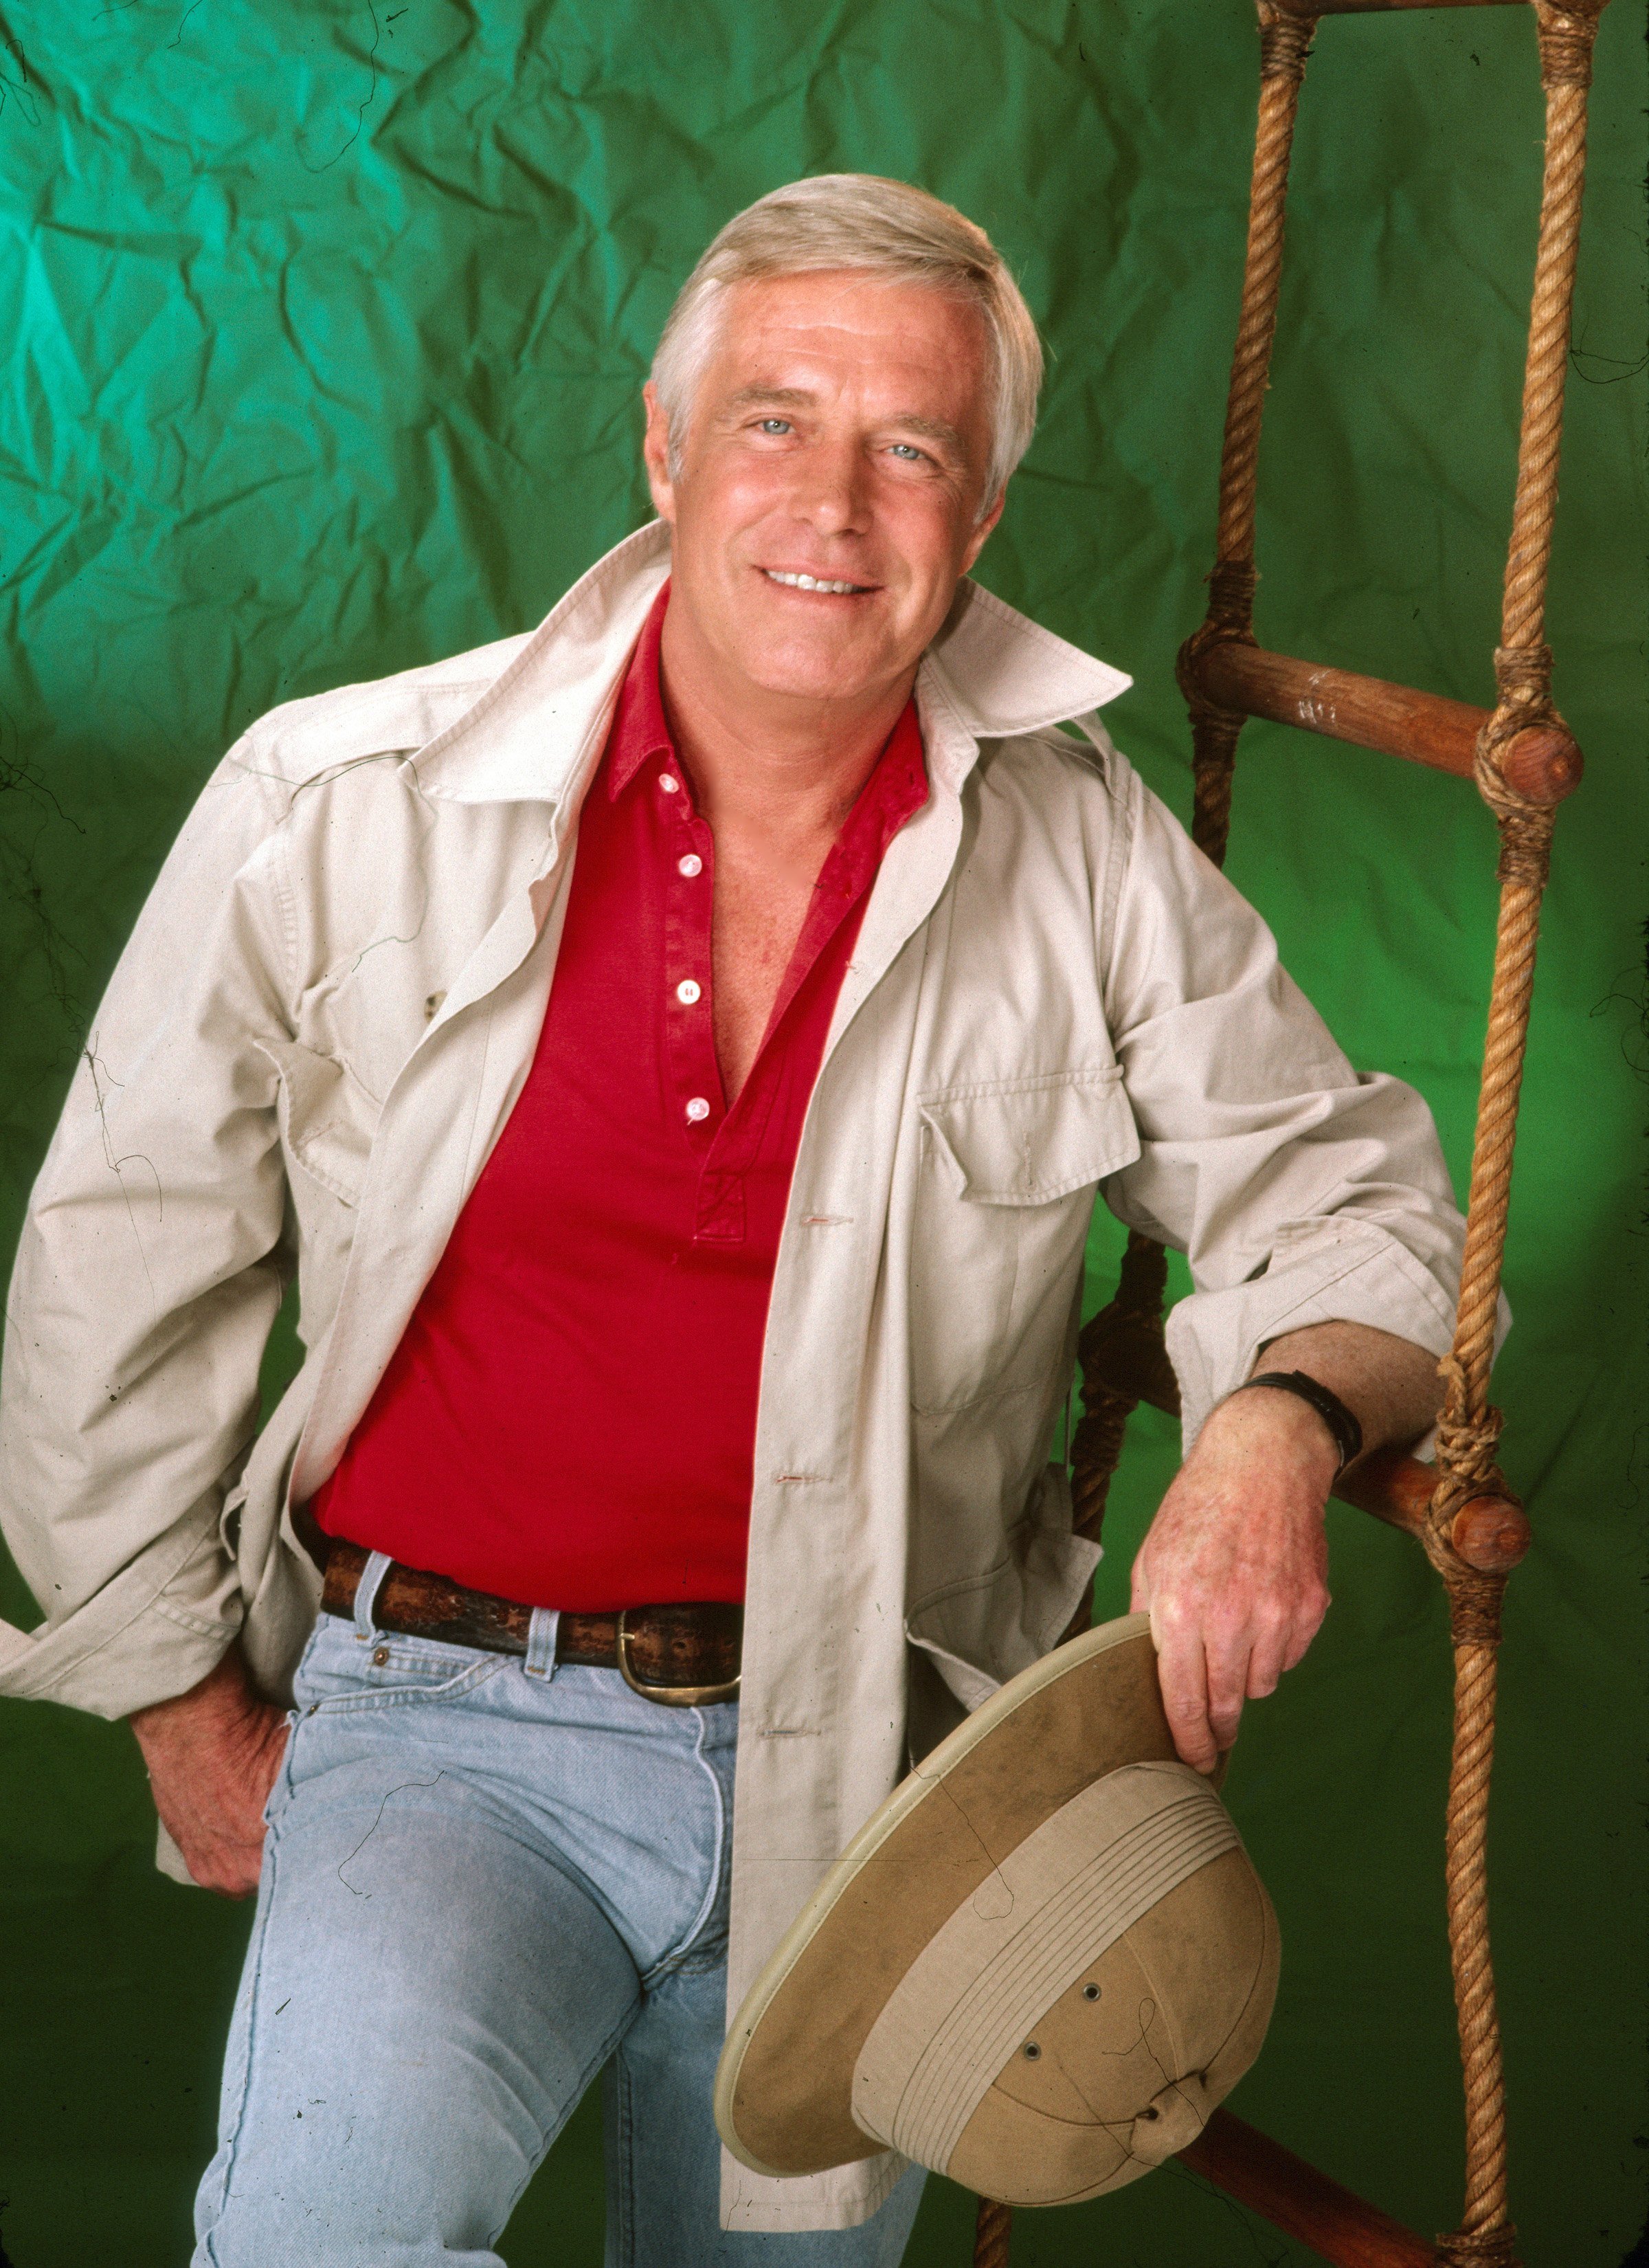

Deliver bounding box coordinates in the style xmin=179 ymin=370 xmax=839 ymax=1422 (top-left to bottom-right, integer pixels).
xmin=182 ymin=1824 xmax=267 ymax=1899
xmin=1245 ymin=1629 xmax=1288 ymax=1701
xmin=1281 ymin=1586 xmax=1331 ymax=1673
xmin=1130 ymin=1552 xmax=1152 ymax=1614
xmin=1152 ymin=1617 xmax=1218 ymax=1775
xmin=1202 ymin=1634 xmax=1249 ymax=1756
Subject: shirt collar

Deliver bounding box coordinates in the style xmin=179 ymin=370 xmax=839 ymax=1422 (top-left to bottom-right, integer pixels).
xmin=604 ymin=579 xmax=675 ymax=800
xmin=408 ymin=520 xmax=1130 ymax=809
xmin=839 ymin=699 xmax=929 ymax=874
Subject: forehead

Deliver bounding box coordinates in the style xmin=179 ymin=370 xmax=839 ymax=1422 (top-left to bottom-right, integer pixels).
xmin=706 ymin=271 xmax=993 ymax=421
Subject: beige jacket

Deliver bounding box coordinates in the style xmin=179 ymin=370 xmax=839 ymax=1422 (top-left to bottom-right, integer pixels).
xmin=0 ymin=522 xmax=1468 ymax=2229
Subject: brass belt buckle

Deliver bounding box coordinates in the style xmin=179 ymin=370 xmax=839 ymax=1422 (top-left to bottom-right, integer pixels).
xmin=615 ymin=1610 xmax=741 ymax=1708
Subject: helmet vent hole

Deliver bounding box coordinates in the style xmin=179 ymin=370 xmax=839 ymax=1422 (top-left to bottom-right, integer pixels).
xmin=1081 ymin=1983 xmax=1101 ymax=2001
xmin=1022 ymin=2042 xmax=1041 ymax=2060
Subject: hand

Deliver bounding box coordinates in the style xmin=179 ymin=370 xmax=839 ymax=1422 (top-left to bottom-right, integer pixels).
xmin=128 ymin=1647 xmax=290 ymax=1897
xmin=1131 ymin=1386 xmax=1336 ymax=1774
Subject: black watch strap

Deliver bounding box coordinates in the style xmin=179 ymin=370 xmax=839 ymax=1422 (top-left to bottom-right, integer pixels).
xmin=1229 ymin=1370 xmax=1363 ymax=1474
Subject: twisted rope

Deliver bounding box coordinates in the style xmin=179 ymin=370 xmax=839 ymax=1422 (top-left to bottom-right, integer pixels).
xmin=978 ymin=5 xmax=1603 ymax=2260
xmin=1070 ymin=1231 xmax=1176 ymax=1563
xmin=1215 ymin=3 xmax=1316 ymax=575
xmin=972 ymin=11 xmax=1322 ymax=2259
xmin=1176 ymin=4 xmax=1316 ymax=869
xmin=971 ymin=2194 xmax=1012 ymax=2268
xmin=1425 ymin=9 xmax=1606 ymax=2258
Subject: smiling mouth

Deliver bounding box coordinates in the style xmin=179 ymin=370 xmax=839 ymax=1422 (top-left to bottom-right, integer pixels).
xmin=762 ymin=568 xmax=875 ymax=596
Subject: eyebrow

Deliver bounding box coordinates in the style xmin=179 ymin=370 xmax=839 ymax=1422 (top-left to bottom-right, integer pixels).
xmin=723 ymin=386 xmax=816 ymax=412
xmin=719 ymin=386 xmax=969 ymax=459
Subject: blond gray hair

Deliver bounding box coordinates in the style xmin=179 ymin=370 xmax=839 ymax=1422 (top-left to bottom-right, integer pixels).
xmin=651 ymin=175 xmax=1042 ymax=509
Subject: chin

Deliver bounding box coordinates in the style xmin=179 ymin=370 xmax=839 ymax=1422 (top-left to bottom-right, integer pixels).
xmin=741 ymin=644 xmax=893 ymax=704
xmin=732 ymin=611 xmax=901 ymax=704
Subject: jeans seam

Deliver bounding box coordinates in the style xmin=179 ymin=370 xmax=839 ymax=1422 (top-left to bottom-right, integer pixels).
xmin=612 ymin=2048 xmax=636 ymax=2268
xmin=196 ymin=1825 xmax=284 ymax=2250
xmin=297 ymin=1662 xmax=506 ymax=1717
xmin=203 ymin=1669 xmax=746 ymax=2259
xmin=488 ymin=1999 xmax=638 ymax=2254
xmin=640 ymin=1706 xmax=728 ymax=1986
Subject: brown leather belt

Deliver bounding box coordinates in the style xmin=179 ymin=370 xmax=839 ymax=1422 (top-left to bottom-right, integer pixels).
xmin=320 ymin=1540 xmax=742 ymax=1706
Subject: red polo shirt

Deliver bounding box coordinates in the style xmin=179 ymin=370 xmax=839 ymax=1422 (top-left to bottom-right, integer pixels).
xmin=311 ymin=586 xmax=928 ymax=1608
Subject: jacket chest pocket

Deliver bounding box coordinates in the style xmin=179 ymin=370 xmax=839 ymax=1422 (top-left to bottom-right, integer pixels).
xmin=257 ymin=1036 xmax=383 ymax=1209
xmin=908 ymin=1067 xmax=1141 ymax=1414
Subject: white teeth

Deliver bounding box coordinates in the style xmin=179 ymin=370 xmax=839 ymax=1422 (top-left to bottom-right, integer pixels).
xmin=764 ymin=570 xmax=867 ymax=595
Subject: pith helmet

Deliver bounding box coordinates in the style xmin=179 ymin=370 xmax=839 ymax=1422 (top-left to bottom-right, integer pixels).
xmin=714 ymin=1612 xmax=1278 ymax=2208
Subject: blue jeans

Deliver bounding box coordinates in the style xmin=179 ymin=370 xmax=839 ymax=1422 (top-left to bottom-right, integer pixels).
xmin=192 ymin=1559 xmax=923 ymax=2267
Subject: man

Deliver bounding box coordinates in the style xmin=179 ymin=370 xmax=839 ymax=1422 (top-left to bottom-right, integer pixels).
xmin=0 ymin=177 xmax=1460 ymax=2264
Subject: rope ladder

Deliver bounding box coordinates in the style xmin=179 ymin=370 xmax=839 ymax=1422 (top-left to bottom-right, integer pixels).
xmin=971 ymin=0 xmax=1606 ymax=2258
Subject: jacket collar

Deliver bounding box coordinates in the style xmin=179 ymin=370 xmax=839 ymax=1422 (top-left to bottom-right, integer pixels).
xmin=408 ymin=520 xmax=1131 ymax=808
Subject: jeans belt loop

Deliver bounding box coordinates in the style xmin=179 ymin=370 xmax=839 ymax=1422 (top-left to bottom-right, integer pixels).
xmin=524 ymin=1606 xmax=561 ymax=1680
xmin=352 ymin=1550 xmax=394 ymax=1643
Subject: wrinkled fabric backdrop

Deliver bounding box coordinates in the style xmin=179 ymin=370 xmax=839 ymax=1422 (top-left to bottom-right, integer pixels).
xmin=0 ymin=3 xmax=1642 ymax=2263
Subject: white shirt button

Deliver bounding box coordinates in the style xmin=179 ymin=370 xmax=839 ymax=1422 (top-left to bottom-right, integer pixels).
xmin=685 ymin=1096 xmax=710 ymax=1123
xmin=677 ymin=853 xmax=703 ymax=878
xmin=675 ymin=979 xmax=702 ymax=1005
xmin=659 ymin=773 xmax=680 ymax=794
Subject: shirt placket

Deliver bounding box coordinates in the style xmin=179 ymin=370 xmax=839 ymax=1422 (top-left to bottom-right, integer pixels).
xmin=651 ymin=757 xmax=743 ymax=1243
xmin=653 ymin=718 xmax=927 ymax=1252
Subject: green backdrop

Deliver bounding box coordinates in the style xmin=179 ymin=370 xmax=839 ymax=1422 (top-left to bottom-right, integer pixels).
xmin=0 ymin=3 xmax=1642 ymax=2263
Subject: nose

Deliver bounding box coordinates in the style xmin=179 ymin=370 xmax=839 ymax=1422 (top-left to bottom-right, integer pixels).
xmin=788 ymin=432 xmax=870 ymax=540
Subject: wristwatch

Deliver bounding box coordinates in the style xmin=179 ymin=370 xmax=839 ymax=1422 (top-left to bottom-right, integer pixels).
xmin=1226 ymin=1369 xmax=1363 ymax=1475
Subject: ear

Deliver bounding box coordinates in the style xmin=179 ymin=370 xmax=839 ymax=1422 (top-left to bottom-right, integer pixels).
xmin=960 ymin=484 xmax=1008 ymax=575
xmin=642 ymin=383 xmax=678 ymax=525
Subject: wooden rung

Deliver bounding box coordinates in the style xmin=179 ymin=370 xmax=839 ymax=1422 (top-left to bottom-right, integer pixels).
xmin=1180 ymin=2109 xmax=1438 ymax=2267
xmin=1280 ymin=0 xmax=1525 ymax=14
xmin=1334 ymin=1446 xmax=1532 ymax=1574
xmin=1187 ymin=636 xmax=1582 ymax=804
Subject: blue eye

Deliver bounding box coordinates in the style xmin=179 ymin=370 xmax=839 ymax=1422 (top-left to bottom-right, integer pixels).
xmin=888 ymin=443 xmax=925 ymax=462
xmin=759 ymin=418 xmax=792 ymax=434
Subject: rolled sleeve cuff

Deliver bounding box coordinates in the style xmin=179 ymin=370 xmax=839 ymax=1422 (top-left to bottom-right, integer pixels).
xmin=0 ymin=1499 xmax=242 ymax=1720
xmin=1164 ymin=1219 xmax=1501 ymax=1450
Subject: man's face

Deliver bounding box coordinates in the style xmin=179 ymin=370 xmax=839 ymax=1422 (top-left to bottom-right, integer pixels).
xmin=643 ymin=270 xmax=1006 ymax=710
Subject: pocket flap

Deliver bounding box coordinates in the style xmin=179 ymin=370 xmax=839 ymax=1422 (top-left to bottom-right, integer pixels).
xmin=919 ymin=1067 xmax=1139 ymax=1205
xmin=256 ymin=1037 xmax=381 ymax=1206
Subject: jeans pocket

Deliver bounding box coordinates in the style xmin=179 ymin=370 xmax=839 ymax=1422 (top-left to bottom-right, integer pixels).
xmin=293 ymin=1612 xmax=505 ymax=1715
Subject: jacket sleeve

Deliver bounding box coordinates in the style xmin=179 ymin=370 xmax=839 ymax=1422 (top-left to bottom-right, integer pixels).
xmin=1095 ymin=753 xmax=1478 ymax=1447
xmin=0 ymin=742 xmax=295 ymax=1718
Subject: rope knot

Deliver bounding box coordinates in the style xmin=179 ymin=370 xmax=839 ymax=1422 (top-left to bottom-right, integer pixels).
xmin=1206 ymin=556 xmax=1258 ymax=632
xmin=1474 ymin=648 xmax=1560 ymax=887
xmin=1436 ymin=2222 xmax=1521 ymax=2268
xmin=1174 ymin=585 xmax=1254 ymax=821
xmin=1494 ymin=806 xmax=1556 ymax=891
xmin=1435 ymin=1407 xmax=1504 ymax=1492
xmin=1428 ymin=1359 xmax=1512 ymax=1643
xmin=1257 ymin=3 xmax=1316 ymax=85
xmin=1491 ymin=644 xmax=1553 ymax=706
xmin=1535 ymin=0 xmax=1603 ymax=89
xmin=1175 ymin=560 xmax=1257 ymax=755
xmin=1444 ymin=1564 xmax=1508 ymax=1649
xmin=1433 ymin=1355 xmax=1503 ymax=1489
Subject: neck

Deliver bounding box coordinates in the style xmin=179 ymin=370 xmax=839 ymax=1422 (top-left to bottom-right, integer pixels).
xmin=658 ymin=601 xmax=913 ymax=843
